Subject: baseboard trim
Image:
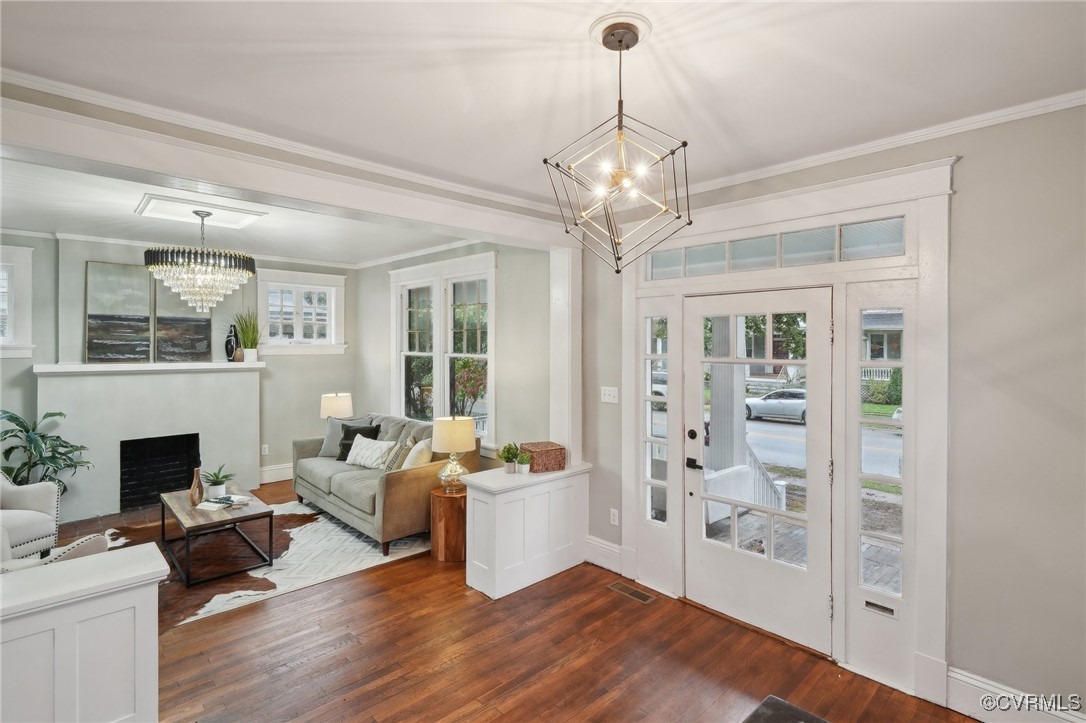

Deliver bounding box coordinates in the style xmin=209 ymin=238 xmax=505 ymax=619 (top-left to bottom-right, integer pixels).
xmin=259 ymin=463 xmax=293 ymax=486
xmin=947 ymin=667 xmax=1085 ymax=723
xmin=585 ymin=535 xmax=621 ymax=573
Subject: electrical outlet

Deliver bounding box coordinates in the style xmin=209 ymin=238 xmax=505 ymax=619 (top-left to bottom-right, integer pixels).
xmin=610 ymin=508 xmax=619 ymax=526
xmin=600 ymin=386 xmax=619 ymax=404
xmin=260 ymin=444 xmax=269 ymax=456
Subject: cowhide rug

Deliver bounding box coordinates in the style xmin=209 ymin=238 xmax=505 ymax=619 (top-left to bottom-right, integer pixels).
xmin=107 ymin=501 xmax=429 ymax=631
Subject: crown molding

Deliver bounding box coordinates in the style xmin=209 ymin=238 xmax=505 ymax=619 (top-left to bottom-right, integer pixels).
xmin=687 ymin=90 xmax=1085 ymax=196
xmin=3 ymin=71 xmax=557 ymax=216
xmin=353 ymin=238 xmax=481 ymax=270
xmin=1 ymin=228 xmax=56 ymax=240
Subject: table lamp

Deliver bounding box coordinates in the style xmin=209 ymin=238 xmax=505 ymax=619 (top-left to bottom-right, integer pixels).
xmin=320 ymin=392 xmax=354 ymax=419
xmin=431 ymin=416 xmax=475 ymax=493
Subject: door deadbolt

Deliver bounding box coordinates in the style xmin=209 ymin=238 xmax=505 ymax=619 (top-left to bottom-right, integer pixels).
xmin=687 ymin=429 xmax=697 ymax=440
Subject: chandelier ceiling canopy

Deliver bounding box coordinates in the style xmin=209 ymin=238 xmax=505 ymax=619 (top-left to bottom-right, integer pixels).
xmin=544 ymin=15 xmax=692 ymax=274
xmin=144 ymin=210 xmax=256 ymax=313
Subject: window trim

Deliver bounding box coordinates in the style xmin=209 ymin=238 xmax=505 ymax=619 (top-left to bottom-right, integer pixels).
xmin=257 ymin=268 xmax=346 ymax=356
xmin=389 ymin=252 xmax=496 ymax=448
xmin=0 ymin=245 xmax=34 ymax=358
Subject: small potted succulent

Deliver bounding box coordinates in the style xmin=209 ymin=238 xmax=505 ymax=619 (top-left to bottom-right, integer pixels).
xmin=515 ymin=450 xmax=532 ymax=474
xmin=499 ymin=443 xmax=519 ymax=474
xmin=201 ymin=463 xmax=235 ymax=499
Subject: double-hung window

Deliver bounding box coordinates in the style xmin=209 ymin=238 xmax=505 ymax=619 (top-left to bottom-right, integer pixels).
xmin=0 ymin=244 xmax=34 ymax=358
xmin=390 ymin=252 xmax=495 ymax=448
xmin=257 ymin=269 xmax=346 ymax=355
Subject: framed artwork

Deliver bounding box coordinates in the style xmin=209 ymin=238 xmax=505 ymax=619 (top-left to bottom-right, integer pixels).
xmin=155 ymin=280 xmax=212 ymax=362
xmin=85 ymin=261 xmax=151 ymax=362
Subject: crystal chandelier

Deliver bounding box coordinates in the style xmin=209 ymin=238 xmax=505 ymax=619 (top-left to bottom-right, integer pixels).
xmin=544 ymin=18 xmax=691 ymax=274
xmin=144 ymin=210 xmax=255 ymax=312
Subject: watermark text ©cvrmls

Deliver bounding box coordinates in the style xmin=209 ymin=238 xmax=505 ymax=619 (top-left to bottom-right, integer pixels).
xmin=980 ymin=693 xmax=1082 ymax=713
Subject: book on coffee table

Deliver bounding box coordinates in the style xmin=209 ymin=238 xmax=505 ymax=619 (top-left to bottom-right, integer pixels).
xmin=196 ymin=495 xmax=251 ymax=510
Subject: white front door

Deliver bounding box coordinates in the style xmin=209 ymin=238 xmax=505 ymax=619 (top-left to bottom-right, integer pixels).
xmin=683 ymin=287 xmax=833 ymax=654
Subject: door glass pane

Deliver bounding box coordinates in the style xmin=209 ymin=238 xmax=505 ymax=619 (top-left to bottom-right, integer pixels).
xmin=646 ymin=316 xmax=668 ymax=354
xmin=861 ymin=368 xmax=903 ymax=418
xmin=403 ymin=355 xmax=433 ymax=421
xmin=841 ymin=217 xmax=905 ymax=261
xmin=648 ymin=483 xmax=667 ymax=522
xmin=704 ymin=500 xmax=732 ymax=545
xmin=736 ymin=315 xmax=766 ymax=359
xmin=773 ymin=517 xmax=808 ymax=568
xmin=736 ymin=508 xmax=768 ymax=556
xmin=686 ymin=242 xmax=727 ymax=276
xmin=649 ymin=249 xmax=682 ymax=280
xmin=646 ymin=442 xmax=667 ymax=482
xmin=646 ymin=401 xmax=667 ymax=439
xmin=703 ymin=316 xmax=731 ymax=357
xmin=861 ymin=424 xmax=902 ymax=480
xmin=730 ymin=235 xmax=776 ymax=271
xmin=861 ymin=480 xmax=902 ymax=537
xmin=772 ymin=313 xmax=807 ymax=360
xmin=703 ymin=363 xmax=806 ymax=517
xmin=781 ymin=227 xmax=835 ymax=267
xmin=646 ymin=359 xmax=667 ymax=397
xmin=861 ymin=309 xmax=903 ymax=361
xmin=861 ymin=535 xmax=902 ymax=595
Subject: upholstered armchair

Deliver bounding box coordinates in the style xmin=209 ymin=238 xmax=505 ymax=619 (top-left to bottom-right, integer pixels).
xmin=1 ymin=532 xmax=107 ymax=573
xmin=0 ymin=472 xmax=60 ymax=559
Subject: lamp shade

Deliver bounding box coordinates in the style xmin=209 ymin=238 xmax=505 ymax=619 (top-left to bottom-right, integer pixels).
xmin=320 ymin=392 xmax=354 ymax=419
xmin=431 ymin=416 xmax=476 ymax=454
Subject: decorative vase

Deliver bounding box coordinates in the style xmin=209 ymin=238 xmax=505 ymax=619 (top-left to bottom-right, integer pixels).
xmin=225 ymin=324 xmax=238 ymax=362
xmin=516 ymin=463 xmax=531 ymax=474
xmin=233 ymin=347 xmax=244 ymax=363
xmin=205 ymin=483 xmax=226 ymax=499
xmin=504 ymin=462 xmax=516 ymax=474
xmin=243 ymin=348 xmax=258 ymax=363
xmin=188 ymin=468 xmax=204 ymax=506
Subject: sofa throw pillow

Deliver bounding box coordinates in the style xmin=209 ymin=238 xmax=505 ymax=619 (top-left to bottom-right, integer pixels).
xmin=318 ymin=416 xmax=368 ymax=457
xmin=401 ymin=437 xmax=433 ymax=468
xmin=345 ymin=436 xmax=397 ymax=469
xmin=384 ymin=437 xmax=415 ymax=472
xmin=337 ymin=424 xmax=381 ymax=461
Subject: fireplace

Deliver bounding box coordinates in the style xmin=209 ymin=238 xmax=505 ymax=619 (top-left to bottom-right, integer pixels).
xmin=120 ymin=433 xmax=200 ymax=510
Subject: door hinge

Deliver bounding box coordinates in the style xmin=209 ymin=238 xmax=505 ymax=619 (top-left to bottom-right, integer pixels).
xmin=829 ymin=318 xmax=835 ymax=345
xmin=828 ymin=459 xmax=834 ymax=484
xmin=829 ymin=594 xmax=834 ymax=620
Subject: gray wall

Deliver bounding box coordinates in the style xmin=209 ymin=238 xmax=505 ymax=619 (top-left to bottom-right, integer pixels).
xmin=355 ymin=242 xmax=550 ymax=451
xmin=580 ymin=107 xmax=1085 ymax=697
xmin=0 ymin=234 xmax=58 ymax=417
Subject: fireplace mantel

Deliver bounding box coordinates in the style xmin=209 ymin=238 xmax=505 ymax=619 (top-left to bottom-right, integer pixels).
xmin=34 ymin=362 xmax=265 ymax=376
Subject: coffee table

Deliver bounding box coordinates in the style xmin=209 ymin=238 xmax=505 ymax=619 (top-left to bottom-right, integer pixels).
xmin=160 ymin=483 xmax=273 ymax=587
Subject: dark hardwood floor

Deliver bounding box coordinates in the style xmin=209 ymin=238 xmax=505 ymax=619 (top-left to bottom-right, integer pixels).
xmin=72 ymin=482 xmax=973 ymax=722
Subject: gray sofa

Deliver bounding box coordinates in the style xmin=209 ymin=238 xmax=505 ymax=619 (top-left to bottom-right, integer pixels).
xmin=292 ymin=413 xmax=480 ymax=555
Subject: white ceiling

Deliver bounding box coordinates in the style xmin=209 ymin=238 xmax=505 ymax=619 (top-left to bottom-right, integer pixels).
xmin=1 ymin=1 xmax=1084 ymax=265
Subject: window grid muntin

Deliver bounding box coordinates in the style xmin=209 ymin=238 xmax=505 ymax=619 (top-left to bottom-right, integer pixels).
xmin=643 ymin=315 xmax=669 ymax=524
xmin=648 ymin=215 xmax=906 ymax=281
xmin=266 ymin=283 xmax=335 ymax=343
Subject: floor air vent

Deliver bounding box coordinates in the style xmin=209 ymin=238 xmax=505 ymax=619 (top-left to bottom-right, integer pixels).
xmin=608 ymin=581 xmax=655 ymax=604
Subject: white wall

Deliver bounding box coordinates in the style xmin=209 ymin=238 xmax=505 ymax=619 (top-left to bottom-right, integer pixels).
xmin=580 ymin=107 xmax=1085 ymax=700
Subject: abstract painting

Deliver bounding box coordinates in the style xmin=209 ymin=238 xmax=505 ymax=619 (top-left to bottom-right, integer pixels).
xmin=155 ymin=280 xmax=212 ymax=362
xmin=85 ymin=261 xmax=151 ymax=362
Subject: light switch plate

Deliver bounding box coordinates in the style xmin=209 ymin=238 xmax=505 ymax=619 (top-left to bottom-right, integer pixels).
xmin=600 ymin=386 xmax=619 ymax=404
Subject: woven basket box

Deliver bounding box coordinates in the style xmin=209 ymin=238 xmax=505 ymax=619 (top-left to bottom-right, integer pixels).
xmin=519 ymin=442 xmax=566 ymax=473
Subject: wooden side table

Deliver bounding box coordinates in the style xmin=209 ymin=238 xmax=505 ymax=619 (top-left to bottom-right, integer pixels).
xmin=430 ymin=488 xmax=466 ymax=562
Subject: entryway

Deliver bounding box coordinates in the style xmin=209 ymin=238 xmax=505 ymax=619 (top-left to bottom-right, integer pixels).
xmin=682 ymin=287 xmax=833 ymax=654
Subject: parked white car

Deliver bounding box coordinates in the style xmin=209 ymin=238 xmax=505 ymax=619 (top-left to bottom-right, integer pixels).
xmin=745 ymin=388 xmax=806 ymax=424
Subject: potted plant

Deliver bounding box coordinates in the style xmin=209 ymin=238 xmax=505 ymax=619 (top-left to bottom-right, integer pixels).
xmin=201 ymin=463 xmax=235 ymax=499
xmin=516 ymin=450 xmax=532 ymax=474
xmin=0 ymin=410 xmax=92 ymax=494
xmin=499 ymin=443 xmax=519 ymax=474
xmin=234 ymin=308 xmax=262 ymax=362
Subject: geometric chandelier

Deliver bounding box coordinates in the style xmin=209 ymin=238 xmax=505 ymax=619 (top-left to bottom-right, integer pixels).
xmin=144 ymin=210 xmax=255 ymax=313
xmin=544 ymin=18 xmax=691 ymax=274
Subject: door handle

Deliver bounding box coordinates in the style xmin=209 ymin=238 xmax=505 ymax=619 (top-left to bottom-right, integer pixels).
xmin=686 ymin=457 xmax=703 ymax=471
